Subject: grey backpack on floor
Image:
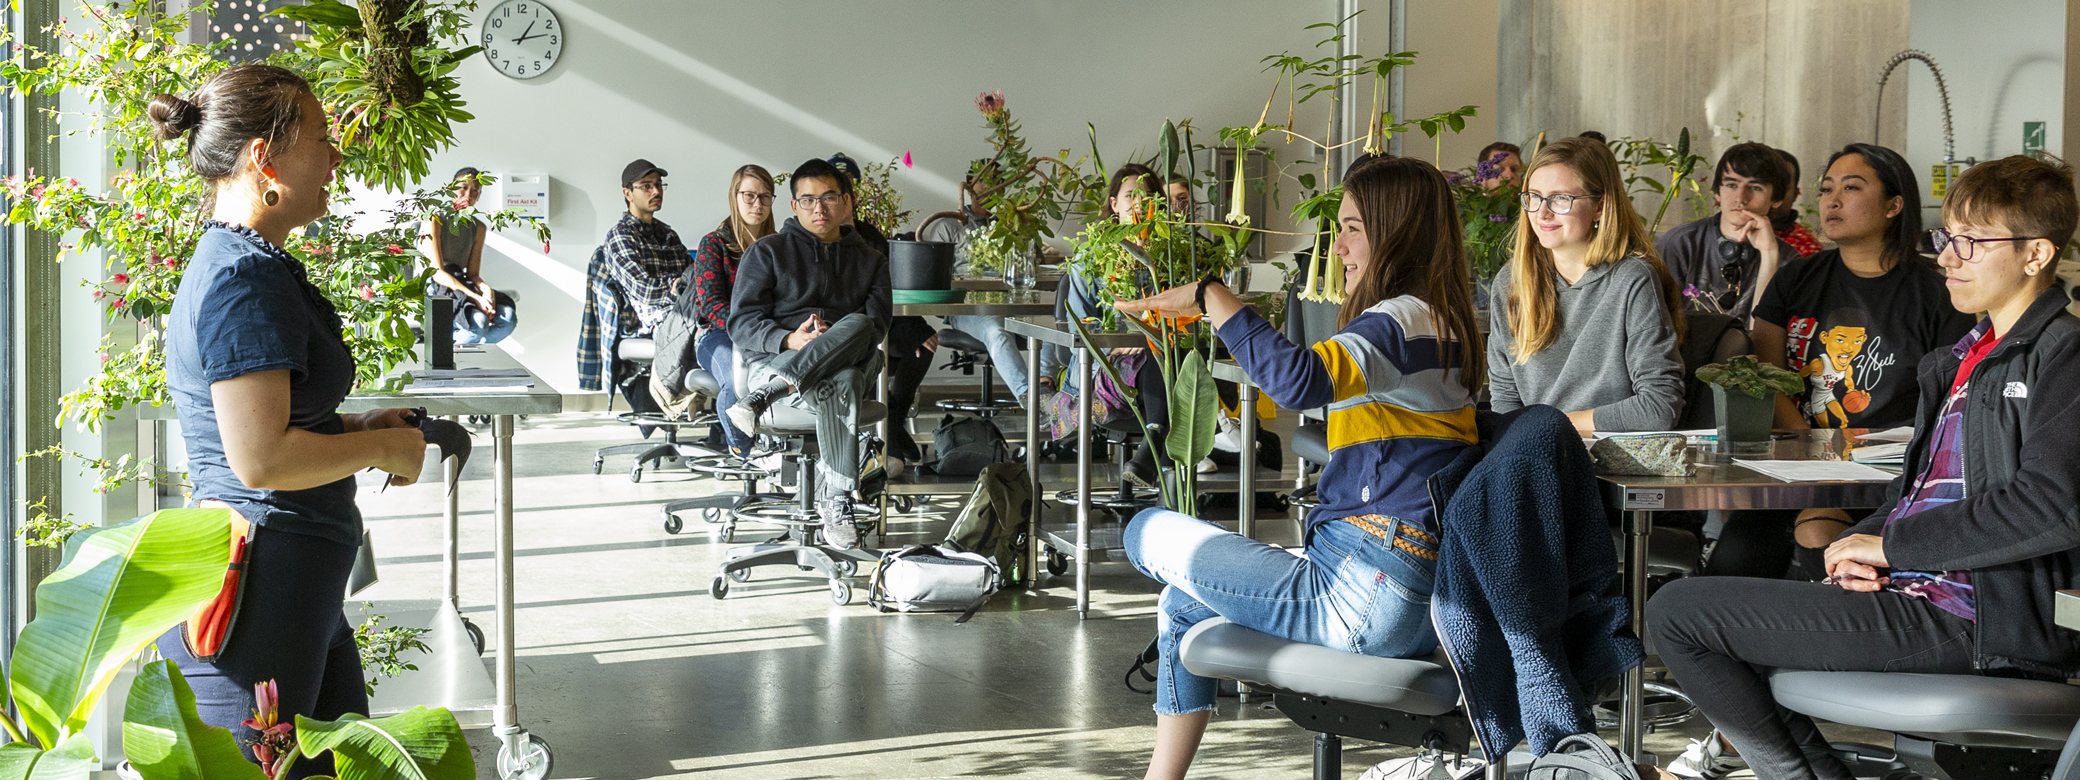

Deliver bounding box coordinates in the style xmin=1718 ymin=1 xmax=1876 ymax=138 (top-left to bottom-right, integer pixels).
xmin=867 ymin=545 xmax=999 ymax=623
xmin=928 ymin=415 xmax=1011 ymax=477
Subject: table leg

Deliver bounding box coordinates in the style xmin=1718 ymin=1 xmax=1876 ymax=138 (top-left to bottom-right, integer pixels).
xmin=492 ymin=414 xmax=523 ymax=747
xmin=1621 ymin=509 xmax=1652 ymax=761
xmin=1026 ymin=339 xmax=1042 ymax=588
xmin=1075 ymin=345 xmax=1092 ymax=619
xmin=1238 ymin=384 xmax=1258 ymax=540
xmin=444 ymin=416 xmax=461 ymax=610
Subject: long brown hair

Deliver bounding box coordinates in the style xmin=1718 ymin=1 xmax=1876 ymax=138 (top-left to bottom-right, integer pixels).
xmin=1097 ymin=163 xmax=1160 ymax=223
xmin=1337 ymin=157 xmax=1485 ymax=394
xmin=1504 ymin=137 xmax=1685 ymax=362
xmin=720 ymin=164 xmax=776 ymax=251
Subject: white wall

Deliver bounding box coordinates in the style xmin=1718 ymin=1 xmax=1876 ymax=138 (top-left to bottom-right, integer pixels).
xmin=1905 ymin=0 xmax=2064 ymax=216
xmin=412 ymin=0 xmax=1361 ymax=394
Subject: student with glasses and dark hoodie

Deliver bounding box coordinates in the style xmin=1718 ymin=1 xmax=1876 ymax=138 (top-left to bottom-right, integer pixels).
xmin=1650 ymin=155 xmax=2080 ymax=780
xmin=725 ymin=159 xmax=893 ymax=550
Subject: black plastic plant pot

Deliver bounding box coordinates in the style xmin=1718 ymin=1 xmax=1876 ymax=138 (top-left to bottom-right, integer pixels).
xmin=888 ymin=240 xmax=956 ymax=290
xmin=1713 ymin=386 xmax=1774 ymax=451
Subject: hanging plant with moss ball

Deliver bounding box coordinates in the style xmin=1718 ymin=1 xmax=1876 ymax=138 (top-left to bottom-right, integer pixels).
xmin=270 ymin=0 xmax=482 ymax=191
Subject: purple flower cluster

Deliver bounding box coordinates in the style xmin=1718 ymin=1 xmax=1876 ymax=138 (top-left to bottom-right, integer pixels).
xmin=1446 ymin=171 xmax=1472 ymax=185
xmin=1474 ymin=155 xmax=1501 ymax=182
xmin=1487 ymin=213 xmax=1509 ymax=223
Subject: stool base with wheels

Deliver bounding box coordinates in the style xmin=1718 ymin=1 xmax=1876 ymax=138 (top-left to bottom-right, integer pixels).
xmin=709 ymin=400 xmax=887 ymax=606
xmin=934 ymin=328 xmax=1022 ymax=417
xmin=592 ymin=368 xmax=728 ymax=482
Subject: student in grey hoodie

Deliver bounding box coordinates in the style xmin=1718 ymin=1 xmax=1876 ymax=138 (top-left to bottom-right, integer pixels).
xmin=1488 ymin=137 xmax=1687 ymax=434
xmin=726 ymin=158 xmax=892 ymax=550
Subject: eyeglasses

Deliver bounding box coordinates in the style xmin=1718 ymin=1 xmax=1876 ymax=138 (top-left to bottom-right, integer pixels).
xmin=793 ymin=193 xmax=847 ymax=211
xmin=1930 ymin=228 xmax=2034 ymax=262
xmin=1520 ymin=192 xmax=1596 ymax=215
xmin=735 ymin=192 xmax=775 ymax=206
xmin=629 ymin=181 xmax=668 ymax=193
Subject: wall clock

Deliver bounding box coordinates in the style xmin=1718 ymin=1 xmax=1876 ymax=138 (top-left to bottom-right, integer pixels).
xmin=479 ymin=0 xmax=562 ymax=80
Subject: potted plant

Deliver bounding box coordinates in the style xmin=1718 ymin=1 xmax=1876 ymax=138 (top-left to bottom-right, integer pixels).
xmin=1696 ymin=355 xmax=1803 ymax=448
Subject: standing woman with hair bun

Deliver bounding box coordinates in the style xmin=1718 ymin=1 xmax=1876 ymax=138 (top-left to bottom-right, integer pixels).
xmin=150 ymin=64 xmax=427 ymax=779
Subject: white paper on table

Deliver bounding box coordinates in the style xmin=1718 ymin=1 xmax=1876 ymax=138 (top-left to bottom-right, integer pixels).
xmin=1733 ymin=459 xmax=1896 ymax=482
xmin=1588 ymin=428 xmax=1717 ymax=441
xmin=1849 ymin=442 xmax=1909 ymax=464
xmin=1857 ymin=426 xmax=1916 ymax=443
xmin=411 ymin=368 xmax=530 ymax=380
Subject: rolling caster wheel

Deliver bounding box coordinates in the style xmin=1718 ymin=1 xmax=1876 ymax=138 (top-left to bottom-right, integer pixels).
xmin=710 ymin=576 xmax=729 ymax=599
xmin=629 ymin=463 xmax=644 ymax=483
xmin=496 ymin=733 xmax=553 ymax=780
xmin=830 ymin=580 xmax=852 ymax=606
xmin=591 ymin=456 xmax=604 ymax=475
xmin=891 ymin=495 xmax=914 ymax=513
xmin=663 ymin=514 xmax=683 ymax=535
xmin=730 ymin=567 xmax=752 ymax=583
xmin=717 ymin=524 xmax=735 ymax=544
xmin=462 ymin=618 xmax=486 ymax=655
xmin=1046 ymin=551 xmax=1069 ymax=576
xmin=833 ymin=558 xmax=857 ymax=578
xmin=702 ymin=507 xmax=725 ymax=524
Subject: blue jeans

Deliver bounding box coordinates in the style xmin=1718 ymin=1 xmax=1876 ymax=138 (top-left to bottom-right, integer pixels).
xmin=943 ymin=314 xmax=1029 ymax=400
xmin=453 ymin=291 xmax=517 ymax=345
xmin=1124 ymin=508 xmax=1440 ymax=715
xmin=696 ymin=328 xmax=750 ymax=455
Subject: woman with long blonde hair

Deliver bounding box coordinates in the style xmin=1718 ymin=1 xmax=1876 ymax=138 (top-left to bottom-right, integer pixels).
xmin=683 ymin=164 xmax=777 ymax=455
xmin=1488 ymin=137 xmax=1686 ymax=434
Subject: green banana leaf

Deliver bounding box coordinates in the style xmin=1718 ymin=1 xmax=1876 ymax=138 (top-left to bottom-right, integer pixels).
xmin=0 ymin=732 xmax=98 ymax=780
xmin=10 ymin=508 xmax=232 ymax=748
xmin=122 ymin=660 xmax=265 ymax=780
xmin=1165 ymin=355 xmax=1220 ymax=471
xmin=295 ymin=707 xmax=473 ymax=780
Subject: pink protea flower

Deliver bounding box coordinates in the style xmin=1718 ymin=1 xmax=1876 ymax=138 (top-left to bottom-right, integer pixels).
xmin=111 ymin=273 xmax=128 ymax=284
xmin=974 ymin=90 xmax=1006 ymax=117
xmin=384 ymin=244 xmax=403 ymax=255
xmin=902 ymin=150 xmax=914 ymax=168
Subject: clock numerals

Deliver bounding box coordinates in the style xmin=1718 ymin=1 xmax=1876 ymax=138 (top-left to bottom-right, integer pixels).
xmin=483 ymin=0 xmax=560 ymax=79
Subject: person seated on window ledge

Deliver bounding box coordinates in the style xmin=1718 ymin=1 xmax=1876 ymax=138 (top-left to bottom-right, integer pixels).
xmin=602 ymin=158 xmax=688 ymax=334
xmin=1113 ymin=156 xmax=1485 ymax=780
xmin=1649 ymin=155 xmax=2080 ymax=780
xmin=420 ymin=166 xmax=517 ymax=344
xmin=725 ymin=158 xmax=892 ymax=550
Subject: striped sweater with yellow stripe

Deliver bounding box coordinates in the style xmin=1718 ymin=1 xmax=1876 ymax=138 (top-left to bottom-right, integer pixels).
xmin=1218 ymin=295 xmax=1477 ymax=537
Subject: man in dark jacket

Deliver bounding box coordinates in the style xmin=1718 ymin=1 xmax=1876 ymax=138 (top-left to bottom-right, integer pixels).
xmin=1653 ymin=143 xmax=1799 ymax=323
xmin=726 ymin=159 xmax=892 ymax=549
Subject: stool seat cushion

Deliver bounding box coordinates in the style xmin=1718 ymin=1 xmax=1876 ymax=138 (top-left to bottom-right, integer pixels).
xmin=1769 ymin=670 xmax=2080 ymax=749
xmin=683 ymin=369 xmax=721 ymax=397
xmin=937 ymin=328 xmax=988 ymax=355
xmin=754 ymin=400 xmax=887 ymax=436
xmin=1179 ymin=618 xmax=1461 ymax=716
xmin=615 ymin=338 xmax=656 ymax=362
xmin=1294 ymin=421 xmax=1329 ymax=466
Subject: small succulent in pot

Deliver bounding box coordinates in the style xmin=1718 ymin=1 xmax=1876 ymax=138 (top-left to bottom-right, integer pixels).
xmin=1696 ymin=355 xmax=1804 ymax=399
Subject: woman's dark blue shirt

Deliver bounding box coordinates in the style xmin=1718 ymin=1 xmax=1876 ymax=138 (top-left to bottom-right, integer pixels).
xmin=168 ymin=222 xmax=361 ymax=546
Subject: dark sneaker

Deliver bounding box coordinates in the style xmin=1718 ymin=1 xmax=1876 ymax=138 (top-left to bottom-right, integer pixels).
xmin=818 ymin=498 xmax=859 ymax=550
xmin=1124 ymin=442 xmax=1161 ymax=489
xmin=726 ymin=378 xmax=790 ymax=436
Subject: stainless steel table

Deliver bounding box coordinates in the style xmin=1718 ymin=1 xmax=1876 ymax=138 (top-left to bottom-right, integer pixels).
xmin=1005 ymin=316 xmax=1148 ymax=617
xmin=1596 ymin=429 xmax=1895 ymax=762
xmin=339 ymin=343 xmax=560 ymax=779
xmin=889 ymin=289 xmax=1056 ymax=318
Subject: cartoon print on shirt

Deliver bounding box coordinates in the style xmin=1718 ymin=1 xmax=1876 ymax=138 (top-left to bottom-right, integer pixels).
xmin=1794 ymin=308 xmax=1887 ymax=427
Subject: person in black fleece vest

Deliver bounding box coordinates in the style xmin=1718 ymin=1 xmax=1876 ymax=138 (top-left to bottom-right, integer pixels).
xmin=726 ymin=159 xmax=892 ymax=550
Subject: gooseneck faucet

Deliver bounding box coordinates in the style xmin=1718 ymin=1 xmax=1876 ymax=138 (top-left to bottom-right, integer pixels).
xmin=1875 ymin=49 xmax=1955 ymax=165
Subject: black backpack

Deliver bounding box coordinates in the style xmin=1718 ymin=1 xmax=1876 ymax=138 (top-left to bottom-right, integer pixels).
xmin=927 ymin=415 xmax=1010 ymax=477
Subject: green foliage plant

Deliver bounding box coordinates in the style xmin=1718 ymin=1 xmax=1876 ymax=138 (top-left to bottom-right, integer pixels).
xmin=1606 ymin=127 xmax=1707 ymax=236
xmin=1696 ymin=355 xmax=1804 ymax=400
xmin=353 ymin=606 xmax=433 ymax=697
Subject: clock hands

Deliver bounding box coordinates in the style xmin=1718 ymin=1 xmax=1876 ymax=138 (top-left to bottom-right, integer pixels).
xmin=511 ymin=20 xmax=540 ymax=43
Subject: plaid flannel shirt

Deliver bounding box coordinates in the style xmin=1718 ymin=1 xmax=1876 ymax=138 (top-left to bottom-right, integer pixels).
xmin=603 ymin=211 xmax=690 ymax=332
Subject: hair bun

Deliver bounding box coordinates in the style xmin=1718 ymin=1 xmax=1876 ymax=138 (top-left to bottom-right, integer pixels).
xmin=147 ymin=93 xmax=202 ymax=141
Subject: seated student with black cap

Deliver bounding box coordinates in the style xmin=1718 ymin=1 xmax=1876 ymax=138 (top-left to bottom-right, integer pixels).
xmin=603 ymin=158 xmax=690 ymax=333
xmin=726 ymin=158 xmax=893 ymax=550
xmin=1654 ymin=142 xmax=1800 ymax=323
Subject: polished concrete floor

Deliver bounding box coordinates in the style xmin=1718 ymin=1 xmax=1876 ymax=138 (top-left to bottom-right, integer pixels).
xmin=350 ymin=407 xmax=1868 ymax=779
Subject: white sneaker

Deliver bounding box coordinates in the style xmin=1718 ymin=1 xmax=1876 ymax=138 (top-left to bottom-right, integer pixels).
xmin=1668 ymin=731 xmax=1745 ymax=780
xmin=1357 ymin=755 xmax=1487 ymax=780
xmin=1196 ymin=456 xmax=1218 ymax=474
xmin=1212 ymin=413 xmax=1245 ymax=453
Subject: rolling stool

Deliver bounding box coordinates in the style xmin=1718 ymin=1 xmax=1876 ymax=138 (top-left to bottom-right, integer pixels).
xmin=590 ymin=342 xmax=728 ymax=482
xmin=659 ymin=366 xmax=787 ymax=539
xmin=1768 ymin=669 xmax=2080 ymax=780
xmin=709 ymin=399 xmax=888 ymax=606
xmin=935 ymin=328 xmax=1021 ymax=417
xmin=1180 ymin=616 xmax=1510 ymax=780
xmin=1041 ymin=418 xmax=1161 ymax=576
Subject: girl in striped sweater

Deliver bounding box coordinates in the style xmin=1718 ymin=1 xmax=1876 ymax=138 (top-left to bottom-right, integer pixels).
xmin=1116 ymin=156 xmax=1486 ymax=780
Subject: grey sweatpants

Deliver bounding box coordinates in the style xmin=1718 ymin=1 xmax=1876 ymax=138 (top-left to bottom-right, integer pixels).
xmin=744 ymin=312 xmax=885 ymax=498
